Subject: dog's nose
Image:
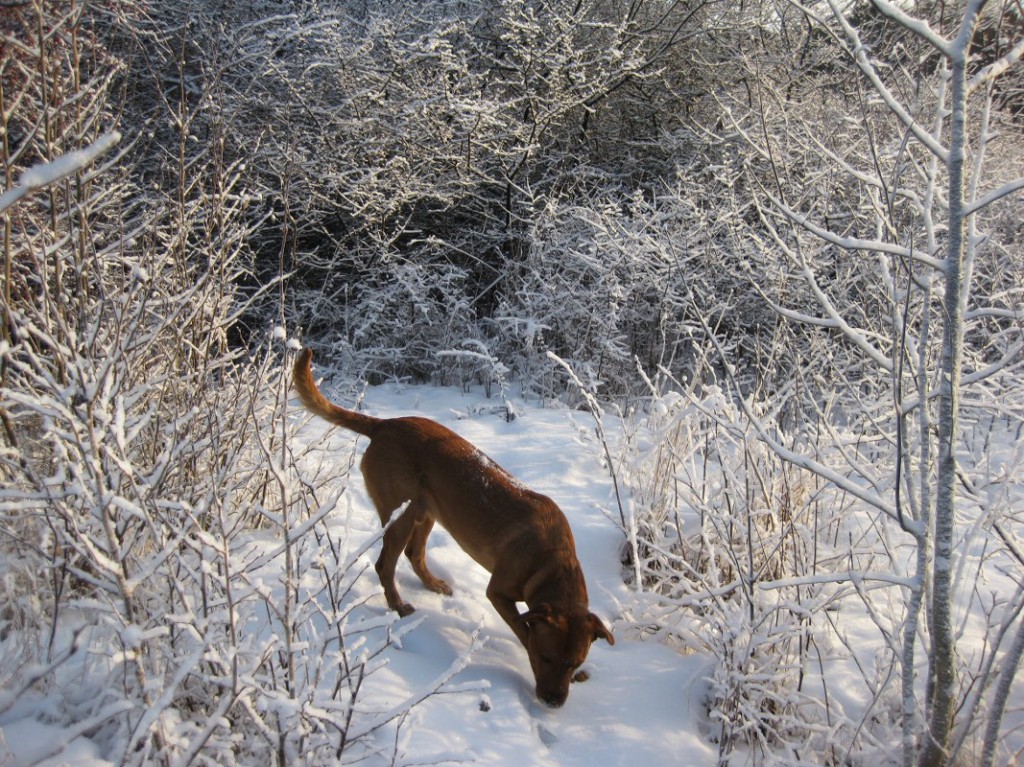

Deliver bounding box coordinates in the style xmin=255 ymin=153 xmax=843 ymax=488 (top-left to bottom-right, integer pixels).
xmin=540 ymin=691 xmax=566 ymax=708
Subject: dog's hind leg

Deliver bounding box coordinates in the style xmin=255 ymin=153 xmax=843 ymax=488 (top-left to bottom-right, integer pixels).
xmin=404 ymin=509 xmax=453 ymax=596
xmin=374 ymin=501 xmax=420 ymax=617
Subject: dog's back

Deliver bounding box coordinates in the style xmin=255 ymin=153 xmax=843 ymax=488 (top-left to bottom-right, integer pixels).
xmin=362 ymin=413 xmax=569 ymax=572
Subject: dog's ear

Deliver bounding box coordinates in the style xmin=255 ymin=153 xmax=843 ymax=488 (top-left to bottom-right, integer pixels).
xmin=520 ymin=604 xmax=555 ymax=631
xmin=589 ymin=613 xmax=615 ymax=646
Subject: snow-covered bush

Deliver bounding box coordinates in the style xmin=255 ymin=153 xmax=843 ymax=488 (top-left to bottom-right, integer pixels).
xmin=0 ymin=327 xmax=461 ymax=764
xmin=710 ymin=3 xmax=1024 ymax=765
xmin=616 ymin=363 xmax=861 ymax=764
xmin=0 ymin=4 xmax=469 ymax=763
xmin=149 ymin=0 xmax=721 ymax=390
xmin=487 ymin=172 xmax=775 ymax=400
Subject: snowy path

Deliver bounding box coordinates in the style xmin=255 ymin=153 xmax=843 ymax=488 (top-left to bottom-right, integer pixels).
xmin=305 ymin=382 xmax=716 ymax=767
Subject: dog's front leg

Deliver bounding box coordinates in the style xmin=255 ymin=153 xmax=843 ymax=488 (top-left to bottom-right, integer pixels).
xmin=486 ymin=578 xmax=529 ymax=647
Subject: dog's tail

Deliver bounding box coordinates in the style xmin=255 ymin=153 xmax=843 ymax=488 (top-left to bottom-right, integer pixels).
xmin=292 ymin=349 xmax=379 ymax=437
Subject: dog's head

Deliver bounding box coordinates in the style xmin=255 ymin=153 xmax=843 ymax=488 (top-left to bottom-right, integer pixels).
xmin=520 ymin=604 xmax=614 ymax=708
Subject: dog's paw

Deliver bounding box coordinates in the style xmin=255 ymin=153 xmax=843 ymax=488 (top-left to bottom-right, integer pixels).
xmin=572 ymin=669 xmax=590 ymax=683
xmin=397 ymin=603 xmax=417 ymax=617
xmin=430 ymin=578 xmax=454 ymax=596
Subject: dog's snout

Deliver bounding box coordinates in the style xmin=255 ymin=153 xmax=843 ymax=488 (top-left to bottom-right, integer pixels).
xmin=539 ymin=690 xmax=567 ymax=708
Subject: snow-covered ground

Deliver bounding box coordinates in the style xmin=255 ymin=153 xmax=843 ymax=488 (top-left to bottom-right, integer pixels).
xmin=0 ymin=380 xmax=716 ymax=767
xmin=5 ymin=376 xmax=1021 ymax=766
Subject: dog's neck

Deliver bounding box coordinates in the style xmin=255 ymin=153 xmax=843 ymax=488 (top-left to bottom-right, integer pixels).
xmin=524 ymin=559 xmax=589 ymax=612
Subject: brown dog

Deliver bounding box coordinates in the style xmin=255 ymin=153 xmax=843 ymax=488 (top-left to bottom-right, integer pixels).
xmin=293 ymin=349 xmax=613 ymax=707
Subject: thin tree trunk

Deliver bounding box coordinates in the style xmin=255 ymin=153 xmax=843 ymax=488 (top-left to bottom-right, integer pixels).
xmin=919 ymin=7 xmax=975 ymax=764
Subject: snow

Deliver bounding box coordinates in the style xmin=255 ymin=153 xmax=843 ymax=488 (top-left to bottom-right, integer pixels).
xmin=3 ymin=377 xmax=1020 ymax=765
xmin=0 ymin=718 xmax=111 ymax=767
xmin=0 ymin=381 xmax=715 ymax=766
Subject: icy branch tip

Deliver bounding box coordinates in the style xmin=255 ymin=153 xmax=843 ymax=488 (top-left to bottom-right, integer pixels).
xmin=18 ymin=131 xmax=122 ymax=189
xmin=0 ymin=131 xmax=122 ymax=214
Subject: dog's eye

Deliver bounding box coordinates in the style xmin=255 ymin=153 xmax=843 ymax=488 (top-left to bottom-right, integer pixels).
xmin=541 ymin=654 xmax=553 ymax=664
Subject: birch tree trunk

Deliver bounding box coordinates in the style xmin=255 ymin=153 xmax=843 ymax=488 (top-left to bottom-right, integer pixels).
xmin=921 ymin=6 xmax=985 ymax=763
xmin=920 ymin=31 xmax=966 ymax=767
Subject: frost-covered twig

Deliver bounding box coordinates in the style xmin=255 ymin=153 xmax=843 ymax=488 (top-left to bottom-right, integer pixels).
xmin=0 ymin=132 xmax=121 ymax=213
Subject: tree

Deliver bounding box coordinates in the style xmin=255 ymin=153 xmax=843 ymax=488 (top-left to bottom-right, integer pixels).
xmin=709 ymin=1 xmax=1024 ymax=764
xmin=160 ymin=0 xmax=721 ymax=385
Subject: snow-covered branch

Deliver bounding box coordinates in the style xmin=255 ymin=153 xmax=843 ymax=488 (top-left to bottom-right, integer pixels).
xmin=825 ymin=0 xmax=950 ymax=162
xmin=868 ymin=0 xmax=952 ymax=56
xmin=969 ymin=34 xmax=1024 ymax=92
xmin=963 ymin=177 xmax=1024 ymax=216
xmin=762 ymin=191 xmax=944 ymax=271
xmin=0 ymin=131 xmax=121 ymax=213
